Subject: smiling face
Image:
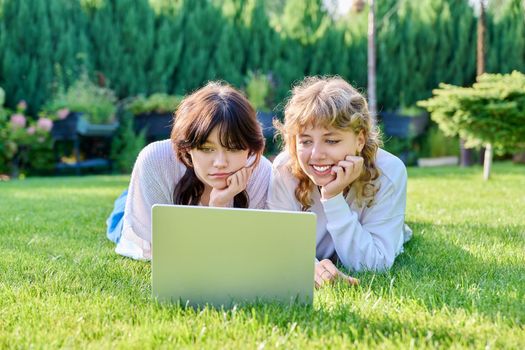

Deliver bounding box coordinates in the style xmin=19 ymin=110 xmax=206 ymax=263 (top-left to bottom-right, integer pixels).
xmin=295 ymin=125 xmax=364 ymax=187
xmin=188 ymin=127 xmax=250 ymax=191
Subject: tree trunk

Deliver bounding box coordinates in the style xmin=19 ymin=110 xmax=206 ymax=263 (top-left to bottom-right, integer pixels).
xmin=460 ymin=139 xmax=473 ymax=167
xmin=477 ymin=0 xmax=487 ymax=165
xmin=477 ymin=1 xmax=486 ymax=76
xmin=367 ymin=0 xmax=377 ymax=123
xmin=483 ymin=143 xmax=493 ymax=180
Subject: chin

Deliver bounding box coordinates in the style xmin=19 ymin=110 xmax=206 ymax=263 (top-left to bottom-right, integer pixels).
xmin=307 ymin=174 xmax=334 ymax=187
xmin=208 ymin=180 xmax=228 ymax=190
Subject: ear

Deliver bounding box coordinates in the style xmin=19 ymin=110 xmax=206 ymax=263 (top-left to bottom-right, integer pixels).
xmin=357 ymin=130 xmax=365 ymax=153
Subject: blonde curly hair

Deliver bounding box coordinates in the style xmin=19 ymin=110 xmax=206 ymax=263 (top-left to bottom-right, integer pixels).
xmin=275 ymin=76 xmax=382 ymax=211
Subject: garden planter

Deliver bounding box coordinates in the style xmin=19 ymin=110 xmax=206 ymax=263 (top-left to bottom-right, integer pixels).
xmin=51 ymin=112 xmax=81 ymax=140
xmin=379 ymin=112 xmax=429 ymax=138
xmin=51 ymin=112 xmax=118 ymax=138
xmin=417 ymin=156 xmax=459 ymax=167
xmin=76 ymin=116 xmax=119 ymax=136
xmin=51 ymin=112 xmax=116 ymax=174
xmin=133 ymin=112 xmax=173 ymax=141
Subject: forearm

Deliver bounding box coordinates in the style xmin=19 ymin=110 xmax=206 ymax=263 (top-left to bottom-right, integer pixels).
xmin=322 ymin=194 xmax=396 ymax=271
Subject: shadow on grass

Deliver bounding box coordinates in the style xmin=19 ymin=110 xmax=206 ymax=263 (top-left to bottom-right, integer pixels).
xmin=382 ymin=221 xmax=525 ymax=323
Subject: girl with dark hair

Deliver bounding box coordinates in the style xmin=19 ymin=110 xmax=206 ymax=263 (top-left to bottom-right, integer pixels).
xmin=268 ymin=76 xmax=412 ymax=288
xmin=107 ymin=82 xmax=271 ymax=260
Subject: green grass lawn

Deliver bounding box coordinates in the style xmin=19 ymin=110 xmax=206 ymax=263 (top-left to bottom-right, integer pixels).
xmin=1 ymin=163 xmax=524 ymax=349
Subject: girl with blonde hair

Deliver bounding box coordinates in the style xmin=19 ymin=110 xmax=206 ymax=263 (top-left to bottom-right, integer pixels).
xmin=268 ymin=76 xmax=412 ymax=288
xmin=107 ymin=82 xmax=271 ymax=260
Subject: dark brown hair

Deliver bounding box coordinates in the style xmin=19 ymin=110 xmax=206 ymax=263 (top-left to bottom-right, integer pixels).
xmin=171 ymin=81 xmax=265 ymax=207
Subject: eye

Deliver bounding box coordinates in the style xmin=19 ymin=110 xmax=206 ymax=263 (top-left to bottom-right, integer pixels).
xmin=326 ymin=139 xmax=341 ymax=145
xmin=226 ymin=147 xmax=243 ymax=153
xmin=198 ymin=146 xmax=214 ymax=153
xmin=298 ymin=139 xmax=312 ymax=145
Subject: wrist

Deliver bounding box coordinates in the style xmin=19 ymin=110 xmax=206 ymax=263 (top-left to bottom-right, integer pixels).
xmin=320 ymin=188 xmax=342 ymax=201
xmin=209 ymin=198 xmax=228 ymax=207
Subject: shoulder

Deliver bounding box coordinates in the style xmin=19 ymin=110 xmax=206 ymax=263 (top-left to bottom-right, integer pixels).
xmin=375 ymin=148 xmax=407 ymax=191
xmin=247 ymin=155 xmax=272 ymax=186
xmin=270 ymin=152 xmax=298 ymax=186
xmin=133 ymin=139 xmax=185 ymax=181
xmin=136 ymin=139 xmax=176 ymax=164
xmin=272 ymin=151 xmax=290 ymax=169
xmin=254 ymin=155 xmax=272 ymax=175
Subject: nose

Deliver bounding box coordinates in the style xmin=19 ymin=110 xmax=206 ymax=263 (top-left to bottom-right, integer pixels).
xmin=213 ymin=150 xmax=228 ymax=168
xmin=310 ymin=142 xmax=326 ymax=160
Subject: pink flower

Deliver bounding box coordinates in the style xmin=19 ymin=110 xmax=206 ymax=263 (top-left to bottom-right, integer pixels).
xmin=17 ymin=100 xmax=27 ymax=111
xmin=37 ymin=117 xmax=53 ymax=132
xmin=10 ymin=114 xmax=26 ymax=128
xmin=57 ymin=108 xmax=70 ymax=120
xmin=27 ymin=126 xmax=36 ymax=135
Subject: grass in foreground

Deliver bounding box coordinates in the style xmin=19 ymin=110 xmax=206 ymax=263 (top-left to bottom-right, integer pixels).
xmin=0 ymin=163 xmax=524 ymax=349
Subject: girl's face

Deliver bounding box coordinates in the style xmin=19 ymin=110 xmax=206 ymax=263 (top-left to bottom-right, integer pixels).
xmin=189 ymin=127 xmax=250 ymax=190
xmin=295 ymin=125 xmax=364 ymax=187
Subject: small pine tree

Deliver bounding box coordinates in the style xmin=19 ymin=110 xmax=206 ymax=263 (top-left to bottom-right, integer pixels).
xmin=1 ymin=0 xmax=50 ymax=112
xmin=207 ymin=22 xmax=244 ymax=87
xmin=148 ymin=9 xmax=184 ymax=94
xmin=173 ymin=0 xmax=223 ymax=94
xmin=88 ymin=0 xmax=155 ymax=98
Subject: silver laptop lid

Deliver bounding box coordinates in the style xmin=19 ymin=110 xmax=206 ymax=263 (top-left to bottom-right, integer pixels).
xmin=152 ymin=205 xmax=316 ymax=307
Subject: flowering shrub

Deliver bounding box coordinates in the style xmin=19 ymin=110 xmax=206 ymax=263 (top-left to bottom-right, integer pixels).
xmin=45 ymin=73 xmax=116 ymax=124
xmin=0 ymin=93 xmax=55 ymax=176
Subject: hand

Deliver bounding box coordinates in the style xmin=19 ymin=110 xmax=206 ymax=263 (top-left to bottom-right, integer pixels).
xmin=315 ymin=259 xmax=359 ymax=289
xmin=209 ymin=167 xmax=253 ymax=207
xmin=320 ymin=155 xmax=364 ymax=200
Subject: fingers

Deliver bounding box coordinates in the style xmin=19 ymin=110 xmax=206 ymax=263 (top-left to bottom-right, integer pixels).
xmin=227 ymin=172 xmax=239 ymax=189
xmin=345 ymin=155 xmax=363 ymax=162
xmin=346 ymin=275 xmax=359 ymax=285
xmin=319 ymin=259 xmax=339 ymax=276
xmin=315 ymin=259 xmax=359 ymax=289
xmin=315 ymin=259 xmax=337 ymax=288
xmin=225 ymin=167 xmax=251 ymax=194
xmin=338 ymin=156 xmax=364 ymax=182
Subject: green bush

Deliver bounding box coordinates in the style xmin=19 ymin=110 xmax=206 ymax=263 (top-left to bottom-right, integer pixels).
xmin=46 ymin=73 xmax=117 ymax=124
xmin=418 ymin=71 xmax=525 ymax=154
xmin=126 ymin=93 xmax=183 ymax=115
xmin=110 ymin=109 xmax=146 ymax=173
xmin=421 ymin=126 xmax=460 ymax=158
xmin=0 ymin=96 xmax=54 ymax=176
xmin=245 ymin=71 xmax=271 ymax=112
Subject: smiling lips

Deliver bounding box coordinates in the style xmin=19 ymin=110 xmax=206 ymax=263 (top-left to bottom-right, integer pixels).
xmin=311 ymin=164 xmax=334 ymax=176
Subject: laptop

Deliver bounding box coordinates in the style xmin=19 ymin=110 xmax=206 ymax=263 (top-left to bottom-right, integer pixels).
xmin=151 ymin=204 xmax=316 ymax=307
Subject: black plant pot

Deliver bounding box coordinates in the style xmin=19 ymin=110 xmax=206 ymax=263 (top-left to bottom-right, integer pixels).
xmin=379 ymin=112 xmax=428 ymax=138
xmin=133 ymin=112 xmax=173 ymax=141
xmin=51 ymin=112 xmax=116 ymax=174
xmin=51 ymin=112 xmax=81 ymax=141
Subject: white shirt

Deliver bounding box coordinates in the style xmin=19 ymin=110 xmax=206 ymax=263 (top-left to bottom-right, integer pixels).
xmin=267 ymin=149 xmax=412 ymax=272
xmin=116 ymin=139 xmax=272 ymax=260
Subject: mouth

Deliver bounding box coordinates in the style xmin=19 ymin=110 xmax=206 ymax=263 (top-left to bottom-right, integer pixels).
xmin=208 ymin=172 xmax=232 ymax=179
xmin=310 ymin=164 xmax=334 ymax=176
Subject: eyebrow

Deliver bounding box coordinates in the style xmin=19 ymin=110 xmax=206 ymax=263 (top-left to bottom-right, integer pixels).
xmin=298 ymin=132 xmax=340 ymax=137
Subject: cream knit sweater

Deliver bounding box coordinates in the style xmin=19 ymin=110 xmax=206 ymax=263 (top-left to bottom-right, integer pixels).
xmin=116 ymin=140 xmax=272 ymax=260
